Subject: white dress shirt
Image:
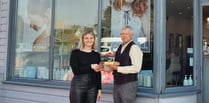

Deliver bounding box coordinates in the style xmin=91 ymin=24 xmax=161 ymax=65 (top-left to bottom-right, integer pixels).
xmin=117 ymin=41 xmax=143 ymax=74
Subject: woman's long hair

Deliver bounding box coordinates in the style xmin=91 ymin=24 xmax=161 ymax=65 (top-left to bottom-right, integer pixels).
xmin=113 ymin=0 xmax=126 ymax=11
xmin=132 ymin=0 xmax=148 ymax=17
xmin=113 ymin=0 xmax=148 ymax=18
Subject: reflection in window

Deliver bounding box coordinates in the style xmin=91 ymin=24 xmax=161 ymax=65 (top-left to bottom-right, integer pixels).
xmin=166 ymin=0 xmax=193 ymax=87
xmin=101 ymin=0 xmax=154 ymax=87
xmin=53 ymin=0 xmax=98 ymax=81
xmin=203 ymin=6 xmax=209 ymax=56
xmin=15 ymin=0 xmax=52 ymax=79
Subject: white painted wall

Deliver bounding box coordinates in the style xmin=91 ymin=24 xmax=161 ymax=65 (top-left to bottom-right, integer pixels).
xmin=0 ymin=0 xmax=8 ymax=79
xmin=159 ymin=95 xmax=197 ymax=103
xmin=136 ymin=97 xmax=159 ymax=103
xmin=0 ymin=82 xmax=114 ymax=103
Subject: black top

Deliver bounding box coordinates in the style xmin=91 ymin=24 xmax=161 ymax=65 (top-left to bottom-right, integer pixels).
xmin=70 ymin=49 xmax=101 ymax=89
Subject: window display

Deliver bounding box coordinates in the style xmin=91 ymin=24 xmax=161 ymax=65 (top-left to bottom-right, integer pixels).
xmin=14 ymin=0 xmax=52 ymax=79
xmin=111 ymin=0 xmax=151 ymax=52
xmin=53 ymin=0 xmax=99 ymax=81
xmin=12 ymin=0 xmax=153 ymax=87
xmin=101 ymin=0 xmax=154 ymax=86
xmin=166 ymin=0 xmax=194 ymax=87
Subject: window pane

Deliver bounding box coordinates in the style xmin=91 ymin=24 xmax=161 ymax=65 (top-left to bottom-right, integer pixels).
xmin=101 ymin=0 xmax=154 ymax=87
xmin=166 ymin=0 xmax=193 ymax=87
xmin=203 ymin=6 xmax=209 ymax=56
xmin=53 ymin=0 xmax=98 ymax=81
xmin=15 ymin=0 xmax=52 ymax=79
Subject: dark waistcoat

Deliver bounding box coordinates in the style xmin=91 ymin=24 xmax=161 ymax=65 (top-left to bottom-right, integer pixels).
xmin=114 ymin=41 xmax=138 ymax=85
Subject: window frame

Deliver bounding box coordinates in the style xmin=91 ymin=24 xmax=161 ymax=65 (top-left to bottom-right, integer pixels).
xmin=161 ymin=0 xmax=201 ymax=95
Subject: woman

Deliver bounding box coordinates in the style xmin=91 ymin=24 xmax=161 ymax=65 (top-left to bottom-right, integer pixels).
xmin=166 ymin=51 xmax=181 ymax=84
xmin=70 ymin=31 xmax=102 ymax=103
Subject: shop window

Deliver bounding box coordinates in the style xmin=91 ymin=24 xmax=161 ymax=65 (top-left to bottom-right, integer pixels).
xmin=101 ymin=0 xmax=154 ymax=87
xmin=203 ymin=6 xmax=209 ymax=56
xmin=15 ymin=0 xmax=52 ymax=79
xmin=53 ymin=0 xmax=99 ymax=81
xmin=13 ymin=0 xmax=98 ymax=81
xmin=11 ymin=0 xmax=154 ymax=89
xmin=166 ymin=0 xmax=193 ymax=87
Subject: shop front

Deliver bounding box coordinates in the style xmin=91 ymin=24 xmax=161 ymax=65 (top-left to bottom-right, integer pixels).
xmin=0 ymin=0 xmax=207 ymax=103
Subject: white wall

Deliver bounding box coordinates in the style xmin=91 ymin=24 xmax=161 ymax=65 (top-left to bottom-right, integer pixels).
xmin=0 ymin=0 xmax=9 ymax=96
xmin=135 ymin=95 xmax=197 ymax=103
xmin=159 ymin=95 xmax=197 ymax=103
xmin=0 ymin=84 xmax=113 ymax=103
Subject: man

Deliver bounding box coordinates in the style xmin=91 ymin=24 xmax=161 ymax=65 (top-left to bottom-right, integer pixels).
xmin=107 ymin=26 xmax=143 ymax=103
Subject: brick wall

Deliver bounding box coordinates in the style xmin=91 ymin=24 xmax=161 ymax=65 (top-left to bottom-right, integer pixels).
xmin=0 ymin=0 xmax=8 ymax=74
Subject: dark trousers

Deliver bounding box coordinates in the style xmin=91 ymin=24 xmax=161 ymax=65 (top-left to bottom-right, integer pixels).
xmin=70 ymin=74 xmax=98 ymax=103
xmin=113 ymin=81 xmax=137 ymax=103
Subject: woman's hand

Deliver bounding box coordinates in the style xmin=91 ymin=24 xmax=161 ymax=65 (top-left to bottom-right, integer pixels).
xmin=97 ymin=89 xmax=102 ymax=101
xmin=91 ymin=64 xmax=103 ymax=72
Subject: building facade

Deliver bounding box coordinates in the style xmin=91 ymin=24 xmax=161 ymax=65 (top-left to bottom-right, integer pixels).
xmin=0 ymin=0 xmax=209 ymax=103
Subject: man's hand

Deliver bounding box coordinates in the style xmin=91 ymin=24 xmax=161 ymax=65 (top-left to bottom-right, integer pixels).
xmin=104 ymin=52 xmax=115 ymax=57
xmin=106 ymin=64 xmax=118 ymax=71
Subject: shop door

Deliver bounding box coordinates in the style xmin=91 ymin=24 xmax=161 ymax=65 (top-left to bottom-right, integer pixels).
xmin=203 ymin=5 xmax=209 ymax=103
